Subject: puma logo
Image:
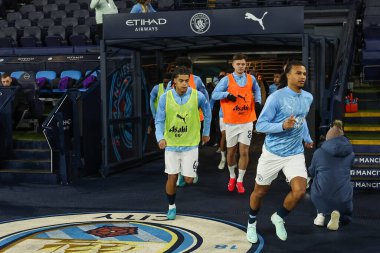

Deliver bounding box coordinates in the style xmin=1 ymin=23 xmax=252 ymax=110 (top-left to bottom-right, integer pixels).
xmin=245 ymin=12 xmax=268 ymax=30
xmin=176 ymin=114 xmax=187 ymax=124
xmin=238 ymin=94 xmax=246 ymax=102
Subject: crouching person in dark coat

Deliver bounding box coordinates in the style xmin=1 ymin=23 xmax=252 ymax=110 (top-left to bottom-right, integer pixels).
xmin=308 ymin=120 xmax=354 ymax=231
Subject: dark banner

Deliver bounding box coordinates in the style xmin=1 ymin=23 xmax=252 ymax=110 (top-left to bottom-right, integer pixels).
xmin=354 ymin=155 xmax=380 ymax=166
xmin=0 ymin=55 xmax=99 ymax=64
xmin=351 ymin=168 xmax=380 ymax=179
xmin=46 ymin=55 xmax=100 ymax=62
xmin=103 ymin=6 xmax=304 ymax=40
xmin=352 ymin=180 xmax=380 ymax=190
xmin=0 ymin=56 xmax=45 ymax=64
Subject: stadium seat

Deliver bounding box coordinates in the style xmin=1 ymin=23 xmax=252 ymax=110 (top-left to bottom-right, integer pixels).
xmin=37 ymin=18 xmax=55 ymax=38
xmin=6 ymin=12 xmax=22 ymax=26
xmin=43 ymin=4 xmax=58 ymax=17
xmin=19 ymin=4 xmax=36 ymax=18
xmin=14 ymin=19 xmax=31 ymax=41
xmin=36 ymin=70 xmax=57 ymax=82
xmin=33 ymin=0 xmax=48 ymax=11
xmin=56 ymin=0 xmax=70 ymax=10
xmin=15 ymin=19 xmax=32 ymax=30
xmin=84 ymin=16 xmax=96 ymax=27
xmin=0 ymin=27 xmax=17 ymax=48
xmin=50 ymin=10 xmax=67 ymax=25
xmin=11 ymin=71 xmax=25 ymax=79
xmin=0 ymin=20 xmax=8 ymax=29
xmin=84 ymin=17 xmax=96 ymax=41
xmin=65 ymin=3 xmax=81 ymax=17
xmin=62 ymin=17 xmax=78 ymax=34
xmin=78 ymin=0 xmax=90 ymax=9
xmin=73 ymin=9 xmax=89 ymax=25
xmin=37 ymin=18 xmax=54 ymax=30
xmin=69 ymin=25 xmax=91 ymax=46
xmin=28 ymin=11 xmax=44 ymax=26
xmin=20 ymin=26 xmax=42 ymax=47
xmin=60 ymin=70 xmax=82 ymax=84
xmin=14 ymin=19 xmax=31 ymax=30
xmin=45 ymin=25 xmax=67 ymax=47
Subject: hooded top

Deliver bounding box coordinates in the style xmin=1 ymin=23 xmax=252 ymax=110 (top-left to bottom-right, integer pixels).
xmin=322 ymin=134 xmax=353 ymax=157
xmin=308 ymin=136 xmax=354 ymax=214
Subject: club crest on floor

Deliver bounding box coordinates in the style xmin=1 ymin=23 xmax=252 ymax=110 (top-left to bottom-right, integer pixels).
xmin=0 ymin=212 xmax=256 ymax=253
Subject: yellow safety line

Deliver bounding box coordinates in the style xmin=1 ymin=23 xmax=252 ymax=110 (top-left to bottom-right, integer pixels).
xmin=344 ymin=112 xmax=380 ymax=117
xmin=350 ymin=140 xmax=380 ymax=145
xmin=344 ymin=126 xmax=380 ymax=131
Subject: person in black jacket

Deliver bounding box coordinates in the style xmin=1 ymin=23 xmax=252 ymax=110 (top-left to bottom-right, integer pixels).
xmin=1 ymin=73 xmax=25 ymax=128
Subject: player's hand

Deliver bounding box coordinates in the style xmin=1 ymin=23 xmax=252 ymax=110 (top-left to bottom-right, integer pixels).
xmin=202 ymin=136 xmax=210 ymax=145
xmin=282 ymin=115 xmax=297 ymax=130
xmin=304 ymin=142 xmax=314 ymax=149
xmin=158 ymin=139 xmax=166 ymax=149
xmin=226 ymin=94 xmax=237 ymax=102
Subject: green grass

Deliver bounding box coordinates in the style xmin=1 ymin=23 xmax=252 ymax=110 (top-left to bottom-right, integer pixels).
xmin=13 ymin=131 xmax=45 ymax=141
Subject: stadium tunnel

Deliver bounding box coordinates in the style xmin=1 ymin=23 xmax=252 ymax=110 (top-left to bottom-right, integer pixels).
xmin=99 ymin=6 xmax=343 ymax=176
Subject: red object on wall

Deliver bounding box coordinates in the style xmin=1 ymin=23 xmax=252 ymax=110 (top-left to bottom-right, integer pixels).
xmin=345 ymin=103 xmax=358 ymax=113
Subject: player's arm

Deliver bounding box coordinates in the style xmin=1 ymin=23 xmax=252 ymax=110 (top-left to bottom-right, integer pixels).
xmin=199 ymin=92 xmax=211 ymax=144
xmin=149 ymin=85 xmax=158 ymax=119
xmin=90 ymin=0 xmax=100 ymax=9
xmin=155 ymin=93 xmax=167 ymax=148
xmin=302 ymin=119 xmax=314 ymax=148
xmin=255 ymin=95 xmax=284 ymax=134
xmin=211 ymin=76 xmax=229 ymax=101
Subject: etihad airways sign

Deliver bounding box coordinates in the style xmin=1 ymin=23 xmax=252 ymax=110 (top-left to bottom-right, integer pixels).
xmin=103 ymin=7 xmax=304 ymax=40
xmin=126 ymin=18 xmax=167 ymax=32
xmin=126 ymin=18 xmax=167 ymax=26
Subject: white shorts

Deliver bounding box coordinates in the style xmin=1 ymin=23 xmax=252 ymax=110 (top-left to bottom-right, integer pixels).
xmin=255 ymin=145 xmax=307 ymax=185
xmin=225 ymin=122 xmax=253 ymax=147
xmin=219 ymin=118 xmax=226 ymax=132
xmin=165 ymin=148 xmax=198 ymax=178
